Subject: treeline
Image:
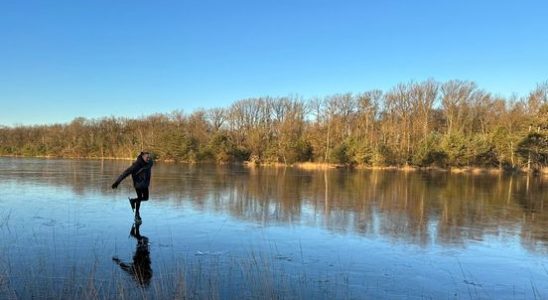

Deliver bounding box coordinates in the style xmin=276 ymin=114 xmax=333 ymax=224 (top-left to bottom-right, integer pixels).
xmin=1 ymin=80 xmax=547 ymax=170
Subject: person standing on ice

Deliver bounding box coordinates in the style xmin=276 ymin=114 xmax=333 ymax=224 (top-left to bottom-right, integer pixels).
xmin=112 ymin=151 xmax=154 ymax=223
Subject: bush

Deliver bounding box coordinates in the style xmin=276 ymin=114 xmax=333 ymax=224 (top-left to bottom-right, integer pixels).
xmin=372 ymin=144 xmax=396 ymax=166
xmin=330 ymin=143 xmax=349 ymax=164
xmin=346 ymin=138 xmax=374 ymax=165
xmin=412 ymin=133 xmax=447 ymax=167
xmin=469 ymin=135 xmax=499 ymax=167
xmin=517 ymin=132 xmax=548 ymax=169
xmin=440 ymin=133 xmax=468 ymax=167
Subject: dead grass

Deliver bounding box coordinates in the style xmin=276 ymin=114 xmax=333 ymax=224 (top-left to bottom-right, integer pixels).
xmin=293 ymin=162 xmax=340 ymax=170
xmin=0 ymin=249 xmax=311 ymax=299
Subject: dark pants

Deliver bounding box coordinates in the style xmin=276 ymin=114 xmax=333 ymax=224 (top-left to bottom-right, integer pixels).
xmin=132 ymin=188 xmax=149 ymax=215
xmin=134 ymin=188 xmax=149 ymax=201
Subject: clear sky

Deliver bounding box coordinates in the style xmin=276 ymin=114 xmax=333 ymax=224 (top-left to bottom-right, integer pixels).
xmin=1 ymin=0 xmax=547 ymax=126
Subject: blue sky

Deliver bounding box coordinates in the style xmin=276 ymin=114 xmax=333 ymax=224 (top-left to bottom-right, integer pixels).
xmin=1 ymin=0 xmax=547 ymax=126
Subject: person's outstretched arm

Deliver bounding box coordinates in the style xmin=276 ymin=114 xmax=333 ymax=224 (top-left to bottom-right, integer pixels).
xmin=111 ymin=162 xmax=138 ymax=189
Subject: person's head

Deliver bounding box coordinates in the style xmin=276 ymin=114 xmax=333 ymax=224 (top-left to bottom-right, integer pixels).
xmin=140 ymin=151 xmax=151 ymax=162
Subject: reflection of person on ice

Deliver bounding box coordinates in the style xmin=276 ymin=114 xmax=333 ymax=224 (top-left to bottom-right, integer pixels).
xmin=112 ymin=151 xmax=153 ymax=223
xmin=112 ymin=223 xmax=152 ymax=287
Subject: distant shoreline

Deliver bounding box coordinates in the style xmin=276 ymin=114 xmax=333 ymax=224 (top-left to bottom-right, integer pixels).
xmin=2 ymin=154 xmax=546 ymax=176
xmin=262 ymin=161 xmax=547 ymax=175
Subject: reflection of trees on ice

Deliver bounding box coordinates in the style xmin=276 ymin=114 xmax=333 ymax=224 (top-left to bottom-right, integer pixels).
xmin=1 ymin=158 xmax=547 ymax=253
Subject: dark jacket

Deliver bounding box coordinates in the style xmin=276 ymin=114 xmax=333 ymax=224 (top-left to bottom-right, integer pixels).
xmin=113 ymin=154 xmax=153 ymax=189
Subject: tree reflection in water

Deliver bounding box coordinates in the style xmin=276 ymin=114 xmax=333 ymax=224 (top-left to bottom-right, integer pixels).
xmin=1 ymin=158 xmax=546 ymax=253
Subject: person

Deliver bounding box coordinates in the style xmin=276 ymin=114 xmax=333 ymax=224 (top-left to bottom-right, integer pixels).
xmin=112 ymin=151 xmax=153 ymax=223
xmin=112 ymin=223 xmax=152 ymax=287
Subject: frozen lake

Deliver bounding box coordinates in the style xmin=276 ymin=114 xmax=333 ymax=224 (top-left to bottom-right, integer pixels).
xmin=0 ymin=158 xmax=547 ymax=299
